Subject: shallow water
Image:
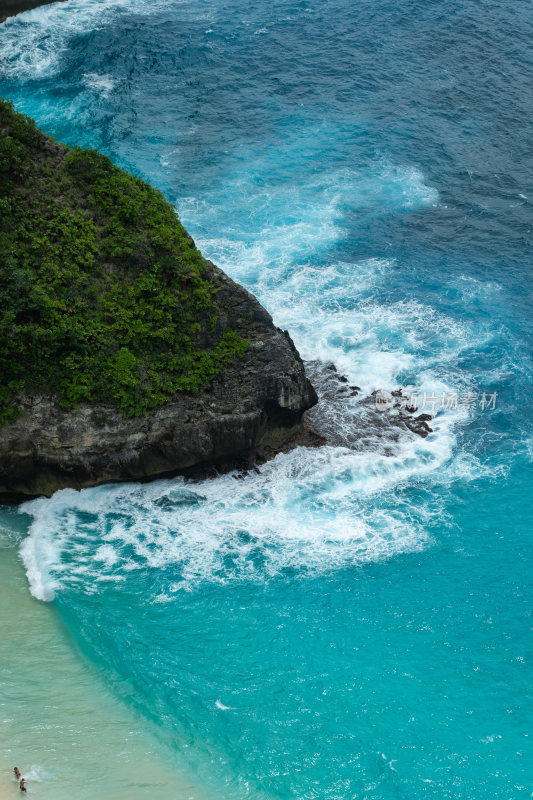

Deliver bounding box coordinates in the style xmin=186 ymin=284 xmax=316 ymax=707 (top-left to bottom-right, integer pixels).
xmin=0 ymin=0 xmax=532 ymax=797
xmin=0 ymin=510 xmax=206 ymax=799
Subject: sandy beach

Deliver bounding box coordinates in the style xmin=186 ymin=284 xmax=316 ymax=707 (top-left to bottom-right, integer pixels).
xmin=0 ymin=523 xmax=208 ymax=800
xmin=1 ymin=778 xmax=18 ymax=799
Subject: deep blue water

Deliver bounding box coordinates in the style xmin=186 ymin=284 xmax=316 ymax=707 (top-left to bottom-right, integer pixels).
xmin=1 ymin=0 xmax=532 ymax=797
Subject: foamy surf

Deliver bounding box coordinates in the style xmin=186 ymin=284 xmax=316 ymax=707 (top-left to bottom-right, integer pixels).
xmin=0 ymin=0 xmax=224 ymax=83
xmin=13 ymin=109 xmax=478 ymax=605
xmin=0 ymin=0 xmax=170 ymax=79
xmin=18 ymin=394 xmax=475 ymax=604
xmin=83 ymin=71 xmax=116 ymax=96
xmin=11 ymin=89 xmax=481 ymax=609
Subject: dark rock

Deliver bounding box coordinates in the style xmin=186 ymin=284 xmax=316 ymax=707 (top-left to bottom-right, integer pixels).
xmin=0 ymin=0 xmax=69 ymax=23
xmin=402 ymin=415 xmax=433 ymax=438
xmin=0 ymin=262 xmax=317 ymax=500
xmin=356 ymin=385 xmax=434 ymax=440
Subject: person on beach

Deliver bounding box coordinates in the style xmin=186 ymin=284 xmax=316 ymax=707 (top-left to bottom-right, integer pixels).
xmin=19 ymin=778 xmax=27 ymax=793
xmin=14 ymin=767 xmax=21 ymax=780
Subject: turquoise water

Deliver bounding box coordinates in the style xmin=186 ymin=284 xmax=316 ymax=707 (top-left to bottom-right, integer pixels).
xmin=0 ymin=510 xmax=207 ymax=800
xmin=1 ymin=0 xmax=532 ymax=797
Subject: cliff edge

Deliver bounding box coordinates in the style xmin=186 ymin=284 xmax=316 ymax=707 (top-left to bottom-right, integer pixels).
xmin=0 ymin=100 xmax=317 ymax=498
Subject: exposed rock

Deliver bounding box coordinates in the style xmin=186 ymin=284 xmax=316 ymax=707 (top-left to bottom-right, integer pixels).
xmin=0 ymin=0 xmax=69 ymax=24
xmin=0 ymin=262 xmax=317 ymax=500
xmin=362 ymin=390 xmax=434 ymax=438
xmin=403 ymin=413 xmax=433 ymax=438
xmin=304 ymin=363 xmax=433 ymax=453
xmin=0 ymin=100 xmax=317 ymax=500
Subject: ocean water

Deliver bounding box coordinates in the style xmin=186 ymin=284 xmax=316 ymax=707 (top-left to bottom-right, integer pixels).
xmin=0 ymin=0 xmax=532 ymax=798
xmin=0 ymin=510 xmax=207 ymax=800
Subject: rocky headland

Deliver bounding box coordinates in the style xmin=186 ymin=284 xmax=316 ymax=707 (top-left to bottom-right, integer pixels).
xmin=0 ymin=100 xmax=317 ymax=499
xmin=0 ymin=99 xmax=433 ymax=501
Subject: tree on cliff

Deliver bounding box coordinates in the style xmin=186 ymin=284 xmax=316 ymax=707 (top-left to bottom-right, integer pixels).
xmin=0 ymin=99 xmax=247 ymax=424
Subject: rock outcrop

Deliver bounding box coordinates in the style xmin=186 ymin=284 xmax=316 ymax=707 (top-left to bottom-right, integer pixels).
xmin=0 ymin=262 xmax=316 ymax=499
xmin=0 ymin=100 xmax=317 ymax=499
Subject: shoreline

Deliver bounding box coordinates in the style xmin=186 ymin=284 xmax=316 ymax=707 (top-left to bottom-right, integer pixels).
xmin=0 ymin=0 xmax=68 ymax=23
xmin=0 ymin=519 xmax=210 ymax=800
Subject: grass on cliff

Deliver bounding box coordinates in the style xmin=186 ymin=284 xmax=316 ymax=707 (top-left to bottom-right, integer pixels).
xmin=0 ymin=99 xmax=248 ymax=424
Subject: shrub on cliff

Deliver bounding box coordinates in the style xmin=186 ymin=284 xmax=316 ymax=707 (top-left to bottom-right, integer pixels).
xmin=0 ymin=100 xmax=247 ymax=424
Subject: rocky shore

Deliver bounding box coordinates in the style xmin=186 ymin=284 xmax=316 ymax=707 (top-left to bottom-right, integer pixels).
xmin=0 ymin=61 xmax=432 ymax=504
xmin=0 ymin=100 xmax=318 ymax=500
xmin=0 ymin=261 xmax=317 ymax=500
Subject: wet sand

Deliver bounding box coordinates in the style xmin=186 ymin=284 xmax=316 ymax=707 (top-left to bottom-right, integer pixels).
xmin=0 ymin=516 xmax=208 ymax=800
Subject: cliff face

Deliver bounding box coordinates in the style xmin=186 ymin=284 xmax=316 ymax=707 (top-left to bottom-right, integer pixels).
xmin=0 ymin=101 xmax=316 ymax=498
xmin=0 ymin=262 xmax=316 ymax=498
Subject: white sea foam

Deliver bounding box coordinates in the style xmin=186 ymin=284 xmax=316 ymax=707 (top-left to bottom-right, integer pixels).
xmin=522 ymin=437 xmax=533 ymax=462
xmin=0 ymin=0 xmax=166 ymax=79
xmin=192 ymin=238 xmax=492 ymax=399
xmin=180 ymin=162 xmax=438 ymax=281
xmin=22 ymin=765 xmax=51 ymax=782
xmin=83 ymin=71 xmax=116 ymax=96
xmin=20 ymin=398 xmax=488 ymax=603
xmin=2 ymin=22 xmax=484 ymax=604
xmin=451 ymin=275 xmax=503 ymax=303
xmin=19 ymin=255 xmax=490 ymax=604
xmin=16 ymin=140 xmax=492 ymax=603
xmin=179 ymin=159 xmax=444 ymax=398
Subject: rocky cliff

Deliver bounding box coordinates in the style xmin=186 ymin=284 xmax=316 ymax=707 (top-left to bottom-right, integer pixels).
xmin=0 ymin=100 xmax=316 ymax=499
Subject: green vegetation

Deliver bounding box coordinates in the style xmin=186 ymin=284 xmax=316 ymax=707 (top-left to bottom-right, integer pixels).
xmin=0 ymin=100 xmax=248 ymax=423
